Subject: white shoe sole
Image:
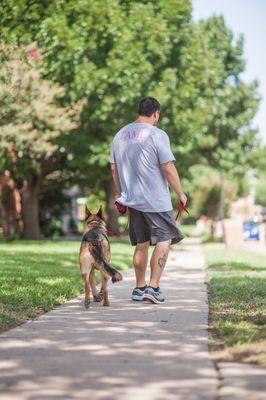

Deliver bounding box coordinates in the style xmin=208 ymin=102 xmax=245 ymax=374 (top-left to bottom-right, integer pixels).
xmin=132 ymin=295 xmax=144 ymax=301
xmin=143 ymin=293 xmax=165 ymax=304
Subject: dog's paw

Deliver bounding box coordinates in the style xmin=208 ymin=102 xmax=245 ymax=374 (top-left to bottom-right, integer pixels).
xmin=84 ymin=300 xmax=90 ymax=309
xmin=93 ymin=293 xmax=103 ymax=302
xmin=103 ymin=301 xmax=110 ymax=306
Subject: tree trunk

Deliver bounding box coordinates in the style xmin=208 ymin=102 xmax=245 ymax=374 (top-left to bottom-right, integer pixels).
xmin=106 ymin=176 xmax=120 ymax=232
xmin=21 ymin=178 xmax=42 ymax=239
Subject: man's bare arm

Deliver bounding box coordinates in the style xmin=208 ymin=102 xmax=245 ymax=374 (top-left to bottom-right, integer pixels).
xmin=110 ymin=163 xmax=121 ymax=195
xmin=160 ymin=162 xmax=187 ymax=205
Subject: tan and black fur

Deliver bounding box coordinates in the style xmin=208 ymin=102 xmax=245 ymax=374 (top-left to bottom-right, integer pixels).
xmin=79 ymin=205 xmax=122 ymax=308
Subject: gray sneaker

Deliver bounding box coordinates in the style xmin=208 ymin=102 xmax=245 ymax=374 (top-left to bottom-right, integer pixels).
xmin=131 ymin=286 xmax=147 ymax=301
xmin=143 ymin=286 xmax=165 ymax=304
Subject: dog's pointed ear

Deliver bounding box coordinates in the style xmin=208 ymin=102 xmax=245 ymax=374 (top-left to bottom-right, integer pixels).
xmin=97 ymin=205 xmax=103 ymax=219
xmin=85 ymin=205 xmax=91 ymax=220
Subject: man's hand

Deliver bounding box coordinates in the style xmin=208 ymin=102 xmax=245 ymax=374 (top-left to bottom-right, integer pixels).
xmin=178 ymin=191 xmax=187 ymax=207
xmin=160 ymin=162 xmax=187 ymax=206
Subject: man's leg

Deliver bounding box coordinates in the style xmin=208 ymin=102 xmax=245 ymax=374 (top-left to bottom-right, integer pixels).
xmin=149 ymin=239 xmax=171 ymax=288
xmin=133 ymin=240 xmax=150 ymax=287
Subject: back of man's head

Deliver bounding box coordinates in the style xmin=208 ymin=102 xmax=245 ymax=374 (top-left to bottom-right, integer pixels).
xmin=138 ymin=97 xmax=160 ymax=117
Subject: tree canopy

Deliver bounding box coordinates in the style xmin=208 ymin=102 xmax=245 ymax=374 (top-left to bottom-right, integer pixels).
xmin=0 ymin=0 xmax=262 ymax=236
xmin=0 ymin=43 xmax=82 ymax=237
xmin=1 ymin=0 xmax=260 ymax=178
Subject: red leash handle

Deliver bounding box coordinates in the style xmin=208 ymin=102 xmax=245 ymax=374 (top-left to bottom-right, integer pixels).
xmin=175 ymin=201 xmax=189 ymax=220
xmin=115 ymin=201 xmax=127 ymax=214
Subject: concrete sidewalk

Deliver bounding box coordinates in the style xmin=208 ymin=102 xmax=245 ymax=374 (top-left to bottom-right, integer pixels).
xmin=0 ymin=238 xmax=217 ymax=400
xmin=219 ymin=362 xmax=266 ymax=400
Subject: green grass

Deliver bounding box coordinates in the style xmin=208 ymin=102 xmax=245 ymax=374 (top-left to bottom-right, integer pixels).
xmin=204 ymin=243 xmax=266 ymax=365
xmin=180 ymin=224 xmax=194 ymax=237
xmin=0 ymin=238 xmax=134 ymax=333
xmin=201 ymin=231 xmax=223 ymax=243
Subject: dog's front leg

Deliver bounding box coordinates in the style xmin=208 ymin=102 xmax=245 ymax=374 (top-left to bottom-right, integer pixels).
xmin=82 ymin=273 xmax=90 ymax=309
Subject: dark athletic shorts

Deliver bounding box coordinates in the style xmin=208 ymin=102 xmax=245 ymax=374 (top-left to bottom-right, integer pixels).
xmin=128 ymin=207 xmax=184 ymax=246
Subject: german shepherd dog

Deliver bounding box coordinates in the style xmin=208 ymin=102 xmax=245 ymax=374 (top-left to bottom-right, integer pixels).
xmin=79 ymin=205 xmax=123 ymax=308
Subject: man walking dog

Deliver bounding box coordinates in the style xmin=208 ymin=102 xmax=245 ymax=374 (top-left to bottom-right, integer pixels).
xmin=109 ymin=97 xmax=187 ymax=304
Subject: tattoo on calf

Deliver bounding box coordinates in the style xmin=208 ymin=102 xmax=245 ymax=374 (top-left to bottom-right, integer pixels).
xmin=158 ymin=253 xmax=168 ymax=270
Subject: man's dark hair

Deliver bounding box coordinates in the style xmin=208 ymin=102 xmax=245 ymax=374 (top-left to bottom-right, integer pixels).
xmin=138 ymin=97 xmax=160 ymax=117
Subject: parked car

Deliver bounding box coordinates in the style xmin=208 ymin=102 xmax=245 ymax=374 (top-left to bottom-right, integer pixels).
xmin=243 ymin=220 xmax=259 ymax=241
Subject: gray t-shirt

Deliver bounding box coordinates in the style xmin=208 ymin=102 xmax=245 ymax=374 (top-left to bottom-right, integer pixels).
xmin=109 ymin=122 xmax=176 ymax=212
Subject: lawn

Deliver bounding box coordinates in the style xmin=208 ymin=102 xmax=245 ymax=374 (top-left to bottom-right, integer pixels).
xmin=0 ymin=237 xmax=134 ymax=333
xmin=204 ymin=243 xmax=266 ymax=365
xmin=179 ymin=224 xmax=194 ymax=237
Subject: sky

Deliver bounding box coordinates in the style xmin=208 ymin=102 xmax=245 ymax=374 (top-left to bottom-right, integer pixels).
xmin=192 ymin=0 xmax=266 ymax=143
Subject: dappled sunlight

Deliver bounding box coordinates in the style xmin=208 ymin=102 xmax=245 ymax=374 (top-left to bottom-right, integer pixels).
xmin=0 ymin=239 xmax=218 ymax=399
xmin=218 ymin=362 xmax=266 ymax=400
xmin=0 ymin=238 xmax=135 ymax=333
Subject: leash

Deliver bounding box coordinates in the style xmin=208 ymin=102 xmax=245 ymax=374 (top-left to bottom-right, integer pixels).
xmin=106 ymin=219 xmax=129 ymax=237
xmin=175 ymin=201 xmax=189 ymax=220
xmin=106 ymin=200 xmax=189 ymax=237
xmin=106 ymin=202 xmax=129 ymax=237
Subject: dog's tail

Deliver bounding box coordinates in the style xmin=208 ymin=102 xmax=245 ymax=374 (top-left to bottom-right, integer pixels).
xmin=90 ymin=244 xmax=123 ymax=283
